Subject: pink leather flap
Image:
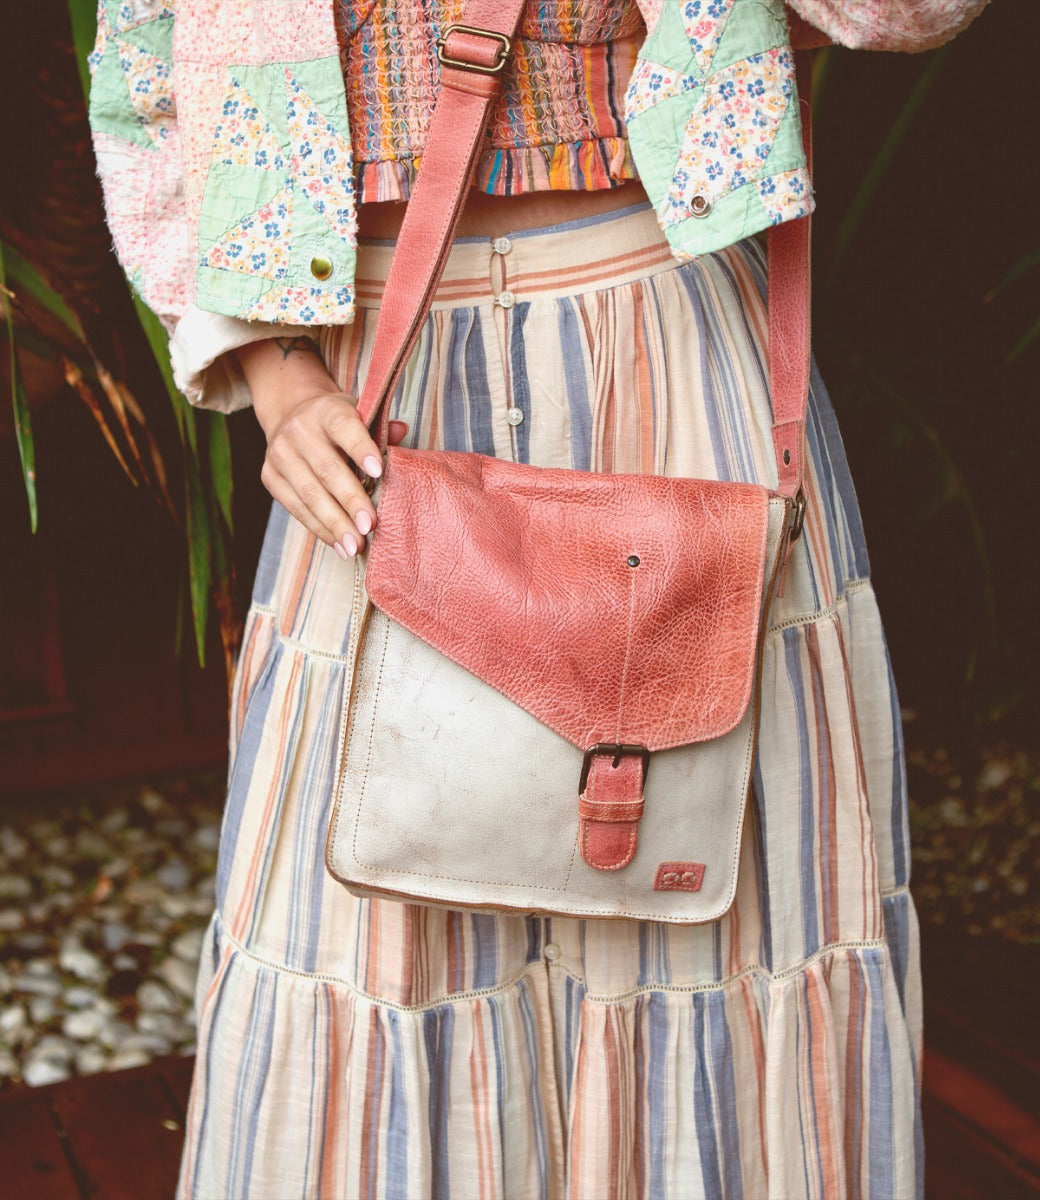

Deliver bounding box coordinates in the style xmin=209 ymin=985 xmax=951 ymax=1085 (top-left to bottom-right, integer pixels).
xmin=365 ymin=448 xmax=773 ymax=752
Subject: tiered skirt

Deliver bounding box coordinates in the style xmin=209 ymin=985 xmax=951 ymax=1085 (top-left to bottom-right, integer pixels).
xmin=178 ymin=204 xmax=922 ymax=1200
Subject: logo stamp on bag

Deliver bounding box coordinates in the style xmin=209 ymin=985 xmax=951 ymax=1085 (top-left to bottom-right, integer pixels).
xmin=653 ymin=862 xmax=706 ymax=892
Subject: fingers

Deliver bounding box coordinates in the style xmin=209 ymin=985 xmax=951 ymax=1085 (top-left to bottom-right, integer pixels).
xmin=260 ymin=395 xmax=413 ymax=555
xmin=260 ymin=459 xmax=346 ymax=552
xmin=320 ymin=399 xmax=384 ymax=481
xmin=262 ymin=392 xmax=383 ymax=555
xmin=268 ymin=450 xmax=370 ymax=558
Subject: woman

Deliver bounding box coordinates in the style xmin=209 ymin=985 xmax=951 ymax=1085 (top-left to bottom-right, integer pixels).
xmin=89 ymin=1 xmax=986 ymax=1195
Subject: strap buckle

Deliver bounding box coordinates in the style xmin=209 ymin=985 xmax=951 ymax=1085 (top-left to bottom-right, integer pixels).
xmin=789 ymin=487 xmax=807 ymax=542
xmin=579 ymin=744 xmax=651 ymax=794
xmin=436 ymin=25 xmax=512 ymax=75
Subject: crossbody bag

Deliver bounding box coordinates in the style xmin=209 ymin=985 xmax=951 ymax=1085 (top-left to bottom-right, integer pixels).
xmin=326 ymin=1 xmax=812 ymax=923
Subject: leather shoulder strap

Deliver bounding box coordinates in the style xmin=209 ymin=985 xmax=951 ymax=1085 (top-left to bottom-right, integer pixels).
xmin=768 ymin=50 xmax=813 ymax=500
xmin=355 ymin=3 xmax=527 ymax=435
xmin=357 ymin=13 xmax=814 ymax=501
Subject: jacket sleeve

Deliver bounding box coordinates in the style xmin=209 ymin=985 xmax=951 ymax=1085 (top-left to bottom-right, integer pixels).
xmin=784 ymin=0 xmax=989 ymax=51
xmin=87 ymin=0 xmax=303 ymax=412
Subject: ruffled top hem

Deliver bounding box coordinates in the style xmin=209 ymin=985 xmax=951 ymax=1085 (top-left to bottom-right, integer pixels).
xmin=355 ymin=136 xmax=638 ymax=204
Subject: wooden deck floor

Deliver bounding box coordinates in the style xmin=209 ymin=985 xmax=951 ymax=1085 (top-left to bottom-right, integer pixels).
xmin=0 ymin=1055 xmax=192 ymax=1200
xmin=0 ymin=934 xmax=1036 ymax=1199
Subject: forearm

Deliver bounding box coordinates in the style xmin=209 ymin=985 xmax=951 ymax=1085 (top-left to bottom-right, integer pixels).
xmin=234 ymin=334 xmax=335 ymax=438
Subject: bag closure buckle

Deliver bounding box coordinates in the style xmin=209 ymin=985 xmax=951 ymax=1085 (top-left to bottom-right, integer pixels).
xmin=436 ymin=25 xmax=512 ymax=75
xmin=579 ymin=743 xmax=651 ymax=794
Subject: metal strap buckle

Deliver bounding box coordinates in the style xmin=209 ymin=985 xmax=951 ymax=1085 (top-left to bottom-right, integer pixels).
xmin=435 ymin=25 xmax=512 ymax=75
xmin=579 ymin=744 xmax=652 ymax=794
xmin=789 ymin=487 xmax=807 ymax=542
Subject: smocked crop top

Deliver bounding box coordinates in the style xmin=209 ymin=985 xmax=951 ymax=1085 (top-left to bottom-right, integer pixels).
xmin=334 ymin=0 xmax=646 ymax=201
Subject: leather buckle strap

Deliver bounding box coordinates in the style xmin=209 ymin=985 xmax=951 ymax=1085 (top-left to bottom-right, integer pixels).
xmin=578 ymin=746 xmax=651 ymax=872
xmin=436 ymin=25 xmax=512 ymax=75
xmin=579 ymin=743 xmax=651 ymax=793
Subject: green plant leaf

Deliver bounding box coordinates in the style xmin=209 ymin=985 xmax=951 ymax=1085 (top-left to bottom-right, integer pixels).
xmin=9 ymin=373 xmax=38 ymax=533
xmin=130 ymin=295 xmax=200 ymax=457
xmin=66 ymin=0 xmax=97 ymax=100
xmin=184 ymin=449 xmax=211 ymax=666
xmin=208 ymin=413 xmax=234 ymax=530
xmin=989 ymin=247 xmax=1040 ymax=300
xmin=1007 ymin=313 xmax=1040 ymax=364
xmin=1 ymin=241 xmax=38 ymax=532
xmin=1 ymin=241 xmax=84 ymax=338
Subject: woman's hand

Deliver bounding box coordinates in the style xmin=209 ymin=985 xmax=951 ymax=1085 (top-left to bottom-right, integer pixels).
xmin=236 ymin=335 xmax=402 ymax=561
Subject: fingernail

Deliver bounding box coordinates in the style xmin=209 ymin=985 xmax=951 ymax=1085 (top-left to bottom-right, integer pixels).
xmin=332 ymin=540 xmax=350 ymax=562
xmin=363 ymin=455 xmax=383 ymax=478
xmin=355 ymin=510 xmax=373 ymax=536
xmin=340 ymin=533 xmax=358 ymax=558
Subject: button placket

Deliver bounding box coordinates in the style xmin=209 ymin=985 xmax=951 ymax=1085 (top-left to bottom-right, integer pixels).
xmin=489 ymin=234 xmax=525 ymax=456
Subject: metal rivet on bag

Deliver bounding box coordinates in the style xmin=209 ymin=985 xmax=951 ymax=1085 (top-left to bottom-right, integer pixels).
xmin=690 ymin=195 xmax=712 ymax=218
xmin=627 ymin=555 xmax=640 ymax=568
xmin=783 ymin=448 xmax=791 ymax=465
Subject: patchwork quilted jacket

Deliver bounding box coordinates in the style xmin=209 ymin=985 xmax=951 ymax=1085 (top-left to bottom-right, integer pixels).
xmin=88 ymin=0 xmax=986 ymax=410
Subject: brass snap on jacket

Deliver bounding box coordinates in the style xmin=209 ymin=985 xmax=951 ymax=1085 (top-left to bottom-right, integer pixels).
xmin=310 ymin=256 xmax=334 ymax=281
xmin=690 ymin=195 xmax=712 ymax=218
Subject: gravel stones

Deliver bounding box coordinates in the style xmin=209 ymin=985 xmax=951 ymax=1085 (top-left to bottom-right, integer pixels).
xmin=0 ymin=1004 xmax=27 ymax=1038
xmin=171 ymin=928 xmax=205 ymax=963
xmin=138 ymin=980 xmax=179 ymax=1014
xmin=158 ymin=955 xmax=198 ymax=999
xmin=62 ymin=1008 xmax=107 ymax=1040
xmin=0 ymin=775 xmax=222 ymax=1086
xmin=59 ymin=940 xmax=106 ymax=983
xmin=156 ymin=859 xmax=192 ymax=893
xmin=907 ymin=736 xmax=1040 ymax=940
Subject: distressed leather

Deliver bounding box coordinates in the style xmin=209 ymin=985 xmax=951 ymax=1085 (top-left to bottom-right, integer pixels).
xmin=325 ymin=498 xmax=788 ymax=922
xmin=579 ymin=755 xmax=646 ymax=871
xmin=366 ymin=450 xmax=773 ymax=751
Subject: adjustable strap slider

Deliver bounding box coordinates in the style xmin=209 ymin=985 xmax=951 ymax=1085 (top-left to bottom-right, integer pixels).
xmin=436 ymin=25 xmax=512 ymax=75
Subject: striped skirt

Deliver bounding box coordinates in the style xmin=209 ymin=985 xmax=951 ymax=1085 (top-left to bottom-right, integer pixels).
xmin=178 ymin=205 xmax=922 ymax=1200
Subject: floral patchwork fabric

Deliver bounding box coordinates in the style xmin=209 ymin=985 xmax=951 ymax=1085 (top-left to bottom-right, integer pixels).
xmin=194 ymin=63 xmax=358 ymax=321
xmin=88 ymin=0 xmax=987 ymax=375
xmin=625 ymin=0 xmax=813 ymax=262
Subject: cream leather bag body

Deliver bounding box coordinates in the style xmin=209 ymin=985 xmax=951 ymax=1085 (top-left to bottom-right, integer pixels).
xmin=325 ymin=6 xmax=813 ymax=923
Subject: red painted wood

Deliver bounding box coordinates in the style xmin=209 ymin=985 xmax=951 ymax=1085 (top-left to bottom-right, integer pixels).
xmin=158 ymin=1055 xmax=196 ymax=1117
xmin=923 ymin=1093 xmax=1040 ymax=1200
xmin=48 ymin=1072 xmax=184 ymax=1200
xmin=0 ymin=1096 xmax=81 ymax=1200
xmin=924 ymin=1046 xmax=1040 ymax=1172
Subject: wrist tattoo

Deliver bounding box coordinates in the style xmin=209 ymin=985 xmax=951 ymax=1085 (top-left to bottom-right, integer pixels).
xmin=273 ymin=335 xmax=322 ymax=361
